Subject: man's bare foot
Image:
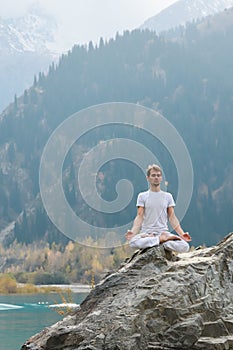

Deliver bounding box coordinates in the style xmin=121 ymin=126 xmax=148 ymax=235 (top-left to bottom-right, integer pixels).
xmin=141 ymin=233 xmax=154 ymax=238
xmin=159 ymin=232 xmax=181 ymax=244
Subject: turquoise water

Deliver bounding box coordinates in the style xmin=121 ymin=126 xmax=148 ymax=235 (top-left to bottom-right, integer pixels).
xmin=0 ymin=292 xmax=88 ymax=350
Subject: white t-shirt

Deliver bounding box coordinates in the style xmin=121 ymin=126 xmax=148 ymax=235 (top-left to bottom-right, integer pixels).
xmin=136 ymin=190 xmax=175 ymax=234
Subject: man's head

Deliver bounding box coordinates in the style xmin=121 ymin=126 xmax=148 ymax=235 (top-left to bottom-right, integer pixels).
xmin=146 ymin=164 xmax=162 ymax=189
xmin=146 ymin=164 xmax=162 ymax=177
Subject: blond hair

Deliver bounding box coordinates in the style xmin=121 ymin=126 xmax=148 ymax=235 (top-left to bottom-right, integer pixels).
xmin=146 ymin=164 xmax=162 ymax=177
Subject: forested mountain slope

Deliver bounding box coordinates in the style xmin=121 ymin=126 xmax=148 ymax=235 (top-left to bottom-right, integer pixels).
xmin=0 ymin=8 xmax=232 ymax=248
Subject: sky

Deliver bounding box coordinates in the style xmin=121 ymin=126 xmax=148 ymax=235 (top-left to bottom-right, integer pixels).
xmin=0 ymin=0 xmax=178 ymax=51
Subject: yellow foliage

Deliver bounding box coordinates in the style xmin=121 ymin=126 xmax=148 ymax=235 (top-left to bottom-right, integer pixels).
xmin=0 ymin=274 xmax=17 ymax=294
xmin=16 ymin=283 xmax=39 ymax=294
xmin=0 ymin=235 xmax=133 ymax=287
xmin=49 ymin=288 xmax=75 ymax=316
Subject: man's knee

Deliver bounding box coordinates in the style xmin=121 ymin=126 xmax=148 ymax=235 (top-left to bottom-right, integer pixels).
xmin=179 ymin=240 xmax=190 ymax=253
xmin=163 ymin=239 xmax=189 ymax=253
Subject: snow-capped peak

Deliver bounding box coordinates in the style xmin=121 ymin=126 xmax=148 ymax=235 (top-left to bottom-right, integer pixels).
xmin=0 ymin=7 xmax=57 ymax=54
xmin=140 ymin=0 xmax=233 ymax=33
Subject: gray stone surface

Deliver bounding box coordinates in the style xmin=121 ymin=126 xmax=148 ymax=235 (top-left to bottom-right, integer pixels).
xmin=21 ymin=232 xmax=233 ymax=350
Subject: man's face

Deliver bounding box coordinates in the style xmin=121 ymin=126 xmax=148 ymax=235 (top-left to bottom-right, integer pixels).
xmin=147 ymin=170 xmax=162 ymax=187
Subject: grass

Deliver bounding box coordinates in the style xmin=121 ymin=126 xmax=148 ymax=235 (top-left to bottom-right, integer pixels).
xmin=0 ymin=273 xmax=66 ymax=294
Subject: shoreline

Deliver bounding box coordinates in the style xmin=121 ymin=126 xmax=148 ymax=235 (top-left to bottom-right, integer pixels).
xmin=15 ymin=283 xmax=92 ymax=294
xmin=36 ymin=284 xmax=91 ymax=293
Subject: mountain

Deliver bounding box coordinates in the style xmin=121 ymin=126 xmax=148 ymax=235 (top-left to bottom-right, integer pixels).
xmin=140 ymin=0 xmax=233 ymax=33
xmin=0 ymin=7 xmax=59 ymax=113
xmin=0 ymin=7 xmax=57 ymax=53
xmin=0 ymin=8 xmax=233 ymax=249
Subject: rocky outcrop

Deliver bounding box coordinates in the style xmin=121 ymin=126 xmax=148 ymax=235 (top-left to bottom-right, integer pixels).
xmin=21 ymin=232 xmax=233 ymax=350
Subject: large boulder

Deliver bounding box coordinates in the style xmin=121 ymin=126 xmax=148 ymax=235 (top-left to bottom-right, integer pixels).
xmin=21 ymin=232 xmax=233 ymax=350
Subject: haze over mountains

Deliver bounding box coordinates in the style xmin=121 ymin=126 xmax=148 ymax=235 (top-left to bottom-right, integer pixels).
xmin=0 ymin=8 xmax=57 ymax=53
xmin=0 ymin=7 xmax=59 ymax=113
xmin=1 ymin=0 xmax=233 ymax=113
xmin=140 ymin=0 xmax=233 ymax=33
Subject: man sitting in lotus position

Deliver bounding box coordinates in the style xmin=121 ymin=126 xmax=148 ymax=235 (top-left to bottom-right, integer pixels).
xmin=125 ymin=164 xmax=191 ymax=253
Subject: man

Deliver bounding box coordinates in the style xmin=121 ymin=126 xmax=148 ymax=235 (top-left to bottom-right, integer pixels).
xmin=125 ymin=164 xmax=191 ymax=253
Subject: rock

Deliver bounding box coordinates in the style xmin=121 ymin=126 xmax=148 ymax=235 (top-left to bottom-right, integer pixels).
xmin=21 ymin=232 xmax=233 ymax=350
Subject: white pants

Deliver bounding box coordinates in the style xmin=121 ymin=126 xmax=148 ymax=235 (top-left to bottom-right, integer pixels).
xmin=129 ymin=233 xmax=189 ymax=253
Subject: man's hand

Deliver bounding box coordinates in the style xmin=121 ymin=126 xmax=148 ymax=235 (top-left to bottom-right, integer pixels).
xmin=125 ymin=230 xmax=135 ymax=241
xmin=181 ymin=232 xmax=192 ymax=242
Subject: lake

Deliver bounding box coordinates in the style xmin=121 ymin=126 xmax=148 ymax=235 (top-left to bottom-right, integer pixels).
xmin=0 ymin=291 xmax=89 ymax=350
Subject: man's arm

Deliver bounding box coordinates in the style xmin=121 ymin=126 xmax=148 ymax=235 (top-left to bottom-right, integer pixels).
xmin=129 ymin=206 xmax=144 ymax=235
xmin=167 ymin=206 xmax=192 ymax=242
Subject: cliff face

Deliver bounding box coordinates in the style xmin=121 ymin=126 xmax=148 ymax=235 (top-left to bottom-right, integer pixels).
xmin=21 ymin=233 xmax=233 ymax=350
